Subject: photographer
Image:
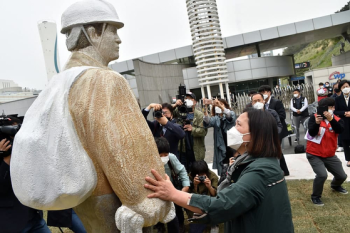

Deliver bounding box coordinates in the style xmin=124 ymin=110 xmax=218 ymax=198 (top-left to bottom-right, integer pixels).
xmin=142 ymin=103 xmax=185 ymax=156
xmin=154 ymin=137 xmax=190 ymax=233
xmin=173 ymin=92 xmax=207 ymax=163
xmin=202 ymin=98 xmax=236 ymax=175
xmin=306 ymin=97 xmax=347 ymax=206
xmin=0 ymin=116 xmax=50 ymax=233
xmin=188 ymin=160 xmax=218 ymax=233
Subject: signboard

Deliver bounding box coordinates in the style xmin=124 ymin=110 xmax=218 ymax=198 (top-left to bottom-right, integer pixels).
xmin=291 ymin=76 xmax=305 ymax=81
xmin=329 ymin=71 xmax=345 ymax=80
xmin=295 ymin=62 xmax=310 ymax=69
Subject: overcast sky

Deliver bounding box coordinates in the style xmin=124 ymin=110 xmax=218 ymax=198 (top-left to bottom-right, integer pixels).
xmin=1 ymin=0 xmax=347 ymax=89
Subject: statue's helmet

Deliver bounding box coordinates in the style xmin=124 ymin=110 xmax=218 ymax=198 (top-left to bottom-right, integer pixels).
xmin=60 ymin=0 xmax=124 ymax=34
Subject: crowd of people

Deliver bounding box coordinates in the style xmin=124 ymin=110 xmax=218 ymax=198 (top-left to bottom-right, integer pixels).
xmin=143 ymin=80 xmax=350 ymax=232
xmin=2 ymin=80 xmax=350 ymax=232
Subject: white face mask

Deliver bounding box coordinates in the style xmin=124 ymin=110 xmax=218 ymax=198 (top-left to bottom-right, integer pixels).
xmin=328 ymin=109 xmax=333 ymax=115
xmin=253 ymin=102 xmax=264 ymax=110
xmin=325 ymin=84 xmax=329 ymax=87
xmin=215 ymin=107 xmax=222 ymax=114
xmin=342 ymin=87 xmax=350 ymax=95
xmin=319 ymin=86 xmax=323 ymax=89
xmin=293 ymin=94 xmax=299 ymax=98
xmin=263 ymin=94 xmax=269 ymax=100
xmin=161 ymin=156 xmax=169 ymax=164
xmin=227 ymin=127 xmax=250 ymax=150
xmin=186 ymin=99 xmax=194 ymax=108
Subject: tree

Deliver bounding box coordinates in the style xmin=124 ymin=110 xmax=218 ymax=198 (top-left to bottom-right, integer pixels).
xmin=336 ymin=1 xmax=350 ymax=12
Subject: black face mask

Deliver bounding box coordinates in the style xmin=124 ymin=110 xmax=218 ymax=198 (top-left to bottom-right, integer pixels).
xmin=335 ymin=88 xmax=340 ymax=93
xmin=166 ymin=117 xmax=172 ymax=121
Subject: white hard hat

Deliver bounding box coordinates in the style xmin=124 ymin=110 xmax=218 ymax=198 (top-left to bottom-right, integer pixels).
xmin=61 ymin=0 xmax=124 ymax=34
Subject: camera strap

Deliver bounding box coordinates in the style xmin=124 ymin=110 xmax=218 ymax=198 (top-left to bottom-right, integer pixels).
xmin=167 ymin=160 xmax=182 ymax=189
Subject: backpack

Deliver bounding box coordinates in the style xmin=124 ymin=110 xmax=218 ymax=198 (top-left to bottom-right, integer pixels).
xmin=11 ymin=67 xmax=97 ymax=210
xmin=294 ymin=145 xmax=305 ymax=154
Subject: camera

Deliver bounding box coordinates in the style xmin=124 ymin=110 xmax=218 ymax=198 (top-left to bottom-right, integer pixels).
xmin=154 ymin=110 xmax=163 ymax=119
xmin=176 ymin=84 xmax=193 ymax=121
xmin=198 ymin=175 xmax=206 ymax=183
xmin=0 ymin=115 xmax=22 ymax=158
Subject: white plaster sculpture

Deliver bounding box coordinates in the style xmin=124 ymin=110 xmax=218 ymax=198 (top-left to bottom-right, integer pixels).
xmin=11 ymin=0 xmax=175 ymax=232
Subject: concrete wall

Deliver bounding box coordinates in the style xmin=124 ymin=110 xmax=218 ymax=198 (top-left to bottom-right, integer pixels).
xmin=305 ymin=64 xmax=350 ymax=100
xmin=124 ymin=74 xmax=139 ymax=99
xmin=133 ymin=59 xmax=190 ymax=109
xmin=183 ymin=56 xmax=295 ymax=89
xmin=0 ymin=97 xmax=37 ymax=117
xmin=332 ymin=50 xmax=350 ymax=66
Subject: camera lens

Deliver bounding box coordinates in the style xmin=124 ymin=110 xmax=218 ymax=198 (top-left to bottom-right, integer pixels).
xmin=154 ymin=110 xmax=163 ymax=118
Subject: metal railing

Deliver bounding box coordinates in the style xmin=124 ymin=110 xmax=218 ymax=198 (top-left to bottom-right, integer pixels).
xmin=230 ymin=84 xmax=315 ymax=115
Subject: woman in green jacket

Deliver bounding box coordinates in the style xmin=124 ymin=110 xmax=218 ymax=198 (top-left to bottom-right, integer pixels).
xmin=145 ymin=108 xmax=294 ymax=233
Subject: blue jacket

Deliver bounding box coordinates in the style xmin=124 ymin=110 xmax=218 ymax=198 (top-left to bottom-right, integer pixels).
xmin=142 ymin=109 xmax=185 ymax=156
xmin=164 ymin=153 xmax=190 ymax=187
xmin=204 ymin=110 xmax=236 ymax=174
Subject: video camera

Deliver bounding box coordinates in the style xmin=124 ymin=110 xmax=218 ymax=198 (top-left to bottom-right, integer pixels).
xmin=176 ymin=84 xmax=193 ymax=125
xmin=0 ymin=114 xmax=22 ymax=158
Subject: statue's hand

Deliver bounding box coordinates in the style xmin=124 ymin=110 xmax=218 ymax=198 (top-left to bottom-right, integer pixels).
xmin=115 ymin=200 xmax=175 ymax=232
xmin=115 ymin=206 xmax=144 ymax=233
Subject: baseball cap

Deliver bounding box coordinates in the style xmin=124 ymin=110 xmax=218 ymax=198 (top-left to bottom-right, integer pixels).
xmin=186 ymin=92 xmax=196 ymax=100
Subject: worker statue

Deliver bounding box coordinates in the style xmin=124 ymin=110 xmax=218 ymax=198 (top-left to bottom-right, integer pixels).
xmin=10 ymin=0 xmax=175 ymax=232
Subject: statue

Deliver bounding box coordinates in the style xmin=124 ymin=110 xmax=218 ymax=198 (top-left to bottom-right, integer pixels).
xmin=10 ymin=0 xmax=175 ymax=232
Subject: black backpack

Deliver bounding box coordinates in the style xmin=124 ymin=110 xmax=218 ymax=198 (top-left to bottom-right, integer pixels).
xmin=294 ymin=145 xmax=305 ymax=154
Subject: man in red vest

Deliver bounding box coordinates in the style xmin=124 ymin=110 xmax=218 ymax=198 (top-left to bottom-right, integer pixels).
xmin=306 ymin=97 xmax=347 ymax=206
xmin=317 ymin=82 xmax=328 ymax=102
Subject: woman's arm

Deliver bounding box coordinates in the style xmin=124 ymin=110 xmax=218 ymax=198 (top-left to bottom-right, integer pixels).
xmin=145 ymin=170 xmax=204 ymax=214
xmin=146 ymin=167 xmax=268 ymax=225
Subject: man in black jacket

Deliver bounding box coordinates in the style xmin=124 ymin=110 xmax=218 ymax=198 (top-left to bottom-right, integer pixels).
xmin=259 ymin=85 xmax=290 ymax=176
xmin=251 ymin=93 xmax=283 ymax=135
xmin=290 ymin=89 xmax=309 ymax=143
xmin=142 ymin=103 xmax=185 ymax=156
xmin=335 ymin=79 xmax=350 ymax=167
xmin=1 ymin=131 xmax=50 ymax=233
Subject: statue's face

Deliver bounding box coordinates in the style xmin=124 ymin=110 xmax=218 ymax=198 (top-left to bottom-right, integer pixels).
xmin=95 ymin=24 xmax=122 ymax=63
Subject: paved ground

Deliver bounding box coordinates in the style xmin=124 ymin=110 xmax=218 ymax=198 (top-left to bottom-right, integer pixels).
xmin=204 ymin=110 xmax=350 ymax=180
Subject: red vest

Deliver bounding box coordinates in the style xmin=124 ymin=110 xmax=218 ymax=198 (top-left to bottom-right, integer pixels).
xmin=306 ymin=114 xmax=340 ymax=158
xmin=317 ymin=88 xmax=327 ymax=102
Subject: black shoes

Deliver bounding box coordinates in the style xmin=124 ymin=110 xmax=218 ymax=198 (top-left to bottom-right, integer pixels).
xmin=331 ymin=186 xmax=348 ymax=194
xmin=311 ymin=197 xmax=324 ymax=206
xmin=311 ymin=187 xmax=348 ymax=206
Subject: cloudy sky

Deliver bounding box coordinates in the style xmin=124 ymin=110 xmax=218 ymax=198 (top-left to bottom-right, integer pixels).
xmin=1 ymin=0 xmax=347 ymax=89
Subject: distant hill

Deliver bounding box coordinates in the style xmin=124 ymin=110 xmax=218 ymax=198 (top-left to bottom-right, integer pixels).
xmin=282 ymin=1 xmax=350 ymax=77
xmin=289 ymin=38 xmax=350 ymax=77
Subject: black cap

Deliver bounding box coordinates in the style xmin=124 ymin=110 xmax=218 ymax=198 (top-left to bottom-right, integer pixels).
xmin=186 ymin=92 xmax=196 ymax=100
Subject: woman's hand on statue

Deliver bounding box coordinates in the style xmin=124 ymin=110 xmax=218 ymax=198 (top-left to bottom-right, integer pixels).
xmin=145 ymin=169 xmax=177 ymax=201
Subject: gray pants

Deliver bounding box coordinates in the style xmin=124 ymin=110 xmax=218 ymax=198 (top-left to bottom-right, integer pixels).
xmin=306 ymin=153 xmax=347 ymax=198
xmin=293 ymin=115 xmax=308 ymax=140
